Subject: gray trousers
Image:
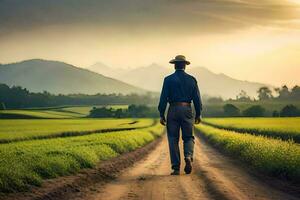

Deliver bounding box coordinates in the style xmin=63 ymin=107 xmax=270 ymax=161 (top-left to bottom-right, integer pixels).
xmin=166 ymin=105 xmax=195 ymax=170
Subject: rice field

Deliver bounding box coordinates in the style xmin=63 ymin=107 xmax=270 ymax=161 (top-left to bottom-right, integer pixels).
xmin=0 ymin=109 xmax=84 ymax=119
xmin=59 ymin=106 xmax=94 ymax=115
xmin=0 ymin=105 xmax=129 ymax=119
xmin=196 ymin=124 xmax=300 ymax=182
xmin=0 ymin=123 xmax=163 ymax=192
xmin=0 ymin=118 xmax=155 ymax=143
xmin=203 ymin=117 xmax=300 ymax=143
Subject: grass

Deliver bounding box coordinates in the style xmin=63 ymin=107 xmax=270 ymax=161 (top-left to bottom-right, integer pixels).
xmin=0 ymin=123 xmax=164 ymax=192
xmin=0 ymin=109 xmax=84 ymax=119
xmin=203 ymin=117 xmax=300 ymax=143
xmin=196 ymin=124 xmax=300 ymax=183
xmin=0 ymin=118 xmax=155 ymax=143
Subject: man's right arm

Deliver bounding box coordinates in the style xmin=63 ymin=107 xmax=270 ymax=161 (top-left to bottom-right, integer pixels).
xmin=192 ymin=79 xmax=202 ymax=123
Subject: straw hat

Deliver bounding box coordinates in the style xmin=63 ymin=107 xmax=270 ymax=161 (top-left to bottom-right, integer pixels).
xmin=169 ymin=55 xmax=190 ymax=65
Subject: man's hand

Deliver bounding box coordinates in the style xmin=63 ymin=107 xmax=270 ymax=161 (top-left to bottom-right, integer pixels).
xmin=195 ymin=116 xmax=201 ymax=124
xmin=160 ymin=117 xmax=166 ymax=126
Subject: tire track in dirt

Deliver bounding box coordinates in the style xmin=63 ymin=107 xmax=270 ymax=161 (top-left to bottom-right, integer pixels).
xmin=89 ymin=133 xmax=299 ymax=200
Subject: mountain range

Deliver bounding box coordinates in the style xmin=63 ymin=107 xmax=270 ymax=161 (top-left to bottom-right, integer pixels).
xmin=0 ymin=59 xmax=146 ymax=95
xmin=0 ymin=59 xmax=269 ymax=98
xmin=88 ymin=63 xmax=269 ymax=99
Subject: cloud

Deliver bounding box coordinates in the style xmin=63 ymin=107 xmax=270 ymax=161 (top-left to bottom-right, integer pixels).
xmin=0 ymin=0 xmax=299 ymax=36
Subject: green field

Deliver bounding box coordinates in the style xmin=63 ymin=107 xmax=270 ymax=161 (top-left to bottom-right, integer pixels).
xmin=0 ymin=105 xmax=128 ymax=119
xmin=0 ymin=118 xmax=155 ymax=143
xmin=196 ymin=124 xmax=300 ymax=182
xmin=0 ymin=109 xmax=84 ymax=119
xmin=0 ymin=123 xmax=163 ymax=192
xmin=203 ymin=117 xmax=300 ymax=143
xmin=59 ymin=106 xmax=94 ymax=116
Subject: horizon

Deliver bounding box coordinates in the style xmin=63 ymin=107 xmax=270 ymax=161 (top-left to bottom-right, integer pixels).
xmin=0 ymin=0 xmax=300 ymax=87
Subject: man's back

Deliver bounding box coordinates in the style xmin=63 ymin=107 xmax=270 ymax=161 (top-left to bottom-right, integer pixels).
xmin=164 ymin=70 xmax=198 ymax=103
xmin=158 ymin=70 xmax=202 ymax=120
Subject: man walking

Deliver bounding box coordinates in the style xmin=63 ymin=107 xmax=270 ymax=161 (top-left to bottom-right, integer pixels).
xmin=158 ymin=55 xmax=202 ymax=175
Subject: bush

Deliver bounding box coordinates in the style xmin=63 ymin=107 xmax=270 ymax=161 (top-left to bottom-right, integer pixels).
xmin=223 ymin=104 xmax=240 ymax=117
xmin=89 ymin=107 xmax=114 ymax=118
xmin=272 ymin=110 xmax=280 ymax=117
xmin=280 ymin=105 xmax=300 ymax=117
xmin=0 ymin=102 xmax=5 ymax=110
xmin=89 ymin=104 xmax=158 ymax=118
xmin=243 ymin=105 xmax=265 ymax=117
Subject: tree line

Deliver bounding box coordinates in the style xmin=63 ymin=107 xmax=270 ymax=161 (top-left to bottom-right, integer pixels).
xmin=89 ymin=104 xmax=158 ymax=118
xmin=223 ymin=104 xmax=300 ymax=117
xmin=0 ymin=83 xmax=158 ymax=109
xmin=236 ymin=85 xmax=300 ymax=102
xmin=206 ymin=85 xmax=300 ymax=103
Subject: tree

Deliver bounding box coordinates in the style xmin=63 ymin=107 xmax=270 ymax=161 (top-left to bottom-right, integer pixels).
xmin=291 ymin=85 xmax=300 ymax=100
xmin=275 ymin=85 xmax=290 ymax=100
xmin=223 ymin=104 xmax=240 ymax=117
xmin=280 ymin=105 xmax=300 ymax=117
xmin=236 ymin=90 xmax=251 ymax=102
xmin=257 ymin=87 xmax=273 ymax=100
xmin=243 ymin=105 xmax=265 ymax=117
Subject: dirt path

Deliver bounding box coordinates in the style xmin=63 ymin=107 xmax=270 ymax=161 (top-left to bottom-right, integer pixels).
xmin=84 ymin=134 xmax=299 ymax=200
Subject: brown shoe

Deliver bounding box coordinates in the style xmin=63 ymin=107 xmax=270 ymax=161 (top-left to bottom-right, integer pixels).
xmin=170 ymin=170 xmax=180 ymax=175
xmin=184 ymin=157 xmax=192 ymax=174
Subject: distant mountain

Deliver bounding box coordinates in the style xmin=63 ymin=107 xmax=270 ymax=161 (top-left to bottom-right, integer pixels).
xmin=88 ymin=63 xmax=269 ymax=99
xmin=0 ymin=59 xmax=146 ymax=95
xmin=187 ymin=67 xmax=268 ymax=99
xmin=88 ymin=62 xmax=127 ymax=79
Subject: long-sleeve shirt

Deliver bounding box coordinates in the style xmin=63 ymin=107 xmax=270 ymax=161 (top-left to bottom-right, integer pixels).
xmin=158 ymin=69 xmax=202 ymax=118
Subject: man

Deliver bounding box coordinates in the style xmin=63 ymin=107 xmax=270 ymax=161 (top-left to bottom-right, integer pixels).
xmin=158 ymin=55 xmax=202 ymax=175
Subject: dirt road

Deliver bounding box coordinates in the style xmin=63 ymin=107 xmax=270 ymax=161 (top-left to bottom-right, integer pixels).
xmin=82 ymin=134 xmax=299 ymax=200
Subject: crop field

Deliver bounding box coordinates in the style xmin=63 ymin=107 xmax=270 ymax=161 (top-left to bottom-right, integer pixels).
xmin=203 ymin=117 xmax=300 ymax=143
xmin=0 ymin=122 xmax=163 ymax=192
xmin=196 ymin=124 xmax=300 ymax=182
xmin=0 ymin=118 xmax=155 ymax=143
xmin=0 ymin=105 xmax=129 ymax=119
xmin=59 ymin=106 xmax=94 ymax=116
xmin=0 ymin=109 xmax=85 ymax=119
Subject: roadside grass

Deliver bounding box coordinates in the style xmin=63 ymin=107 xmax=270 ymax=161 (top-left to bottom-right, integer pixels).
xmin=0 ymin=118 xmax=155 ymax=143
xmin=196 ymin=124 xmax=300 ymax=183
xmin=203 ymin=117 xmax=300 ymax=143
xmin=0 ymin=123 xmax=164 ymax=192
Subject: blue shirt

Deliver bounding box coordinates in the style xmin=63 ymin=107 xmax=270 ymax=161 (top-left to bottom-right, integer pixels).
xmin=158 ymin=69 xmax=202 ymax=118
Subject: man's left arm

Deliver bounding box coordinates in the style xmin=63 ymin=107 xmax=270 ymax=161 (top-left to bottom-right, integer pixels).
xmin=158 ymin=78 xmax=169 ymax=125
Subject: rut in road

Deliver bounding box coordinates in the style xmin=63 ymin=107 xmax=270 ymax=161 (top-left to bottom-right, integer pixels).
xmin=83 ymin=134 xmax=299 ymax=200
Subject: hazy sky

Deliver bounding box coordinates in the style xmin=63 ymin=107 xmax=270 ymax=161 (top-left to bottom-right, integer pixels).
xmin=0 ymin=0 xmax=300 ymax=86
